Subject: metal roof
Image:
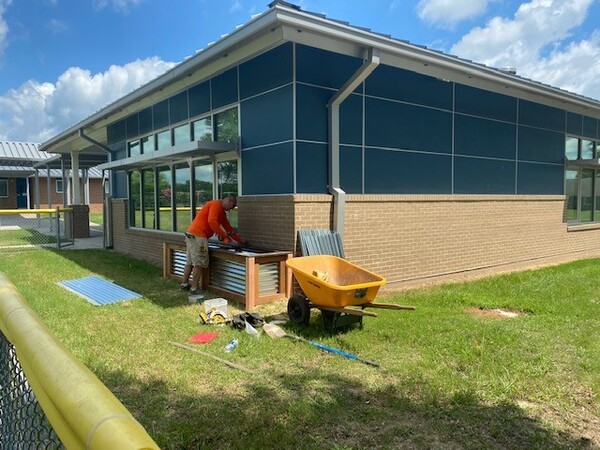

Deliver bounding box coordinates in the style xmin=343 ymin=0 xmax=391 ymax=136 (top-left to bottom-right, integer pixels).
xmin=0 ymin=141 xmax=53 ymax=165
xmin=40 ymin=0 xmax=600 ymax=156
xmin=0 ymin=141 xmax=104 ymax=177
xmin=0 ymin=165 xmax=103 ymax=178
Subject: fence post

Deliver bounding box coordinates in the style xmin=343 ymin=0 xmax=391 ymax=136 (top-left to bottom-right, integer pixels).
xmin=55 ymin=207 xmax=61 ymax=248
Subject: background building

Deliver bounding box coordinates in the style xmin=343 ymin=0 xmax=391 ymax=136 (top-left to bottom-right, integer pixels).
xmin=0 ymin=141 xmax=105 ymax=212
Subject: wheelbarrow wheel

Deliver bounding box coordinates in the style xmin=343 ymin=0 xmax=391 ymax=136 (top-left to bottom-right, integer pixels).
xmin=287 ymin=294 xmax=311 ymax=325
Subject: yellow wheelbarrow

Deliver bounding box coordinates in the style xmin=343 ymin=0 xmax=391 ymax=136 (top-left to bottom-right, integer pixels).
xmin=285 ymin=255 xmax=414 ymax=329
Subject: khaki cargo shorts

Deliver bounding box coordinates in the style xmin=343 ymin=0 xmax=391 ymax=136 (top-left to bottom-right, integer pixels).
xmin=186 ymin=235 xmax=209 ymax=268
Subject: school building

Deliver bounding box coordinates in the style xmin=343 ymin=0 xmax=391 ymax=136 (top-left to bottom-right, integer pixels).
xmin=38 ymin=1 xmax=600 ymax=290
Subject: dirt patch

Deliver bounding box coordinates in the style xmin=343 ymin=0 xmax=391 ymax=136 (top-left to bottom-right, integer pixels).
xmin=465 ymin=307 xmax=524 ymax=319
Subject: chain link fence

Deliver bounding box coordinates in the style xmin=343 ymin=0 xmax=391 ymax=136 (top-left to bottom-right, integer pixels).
xmin=0 ymin=209 xmax=74 ymax=251
xmin=0 ymin=331 xmax=63 ymax=449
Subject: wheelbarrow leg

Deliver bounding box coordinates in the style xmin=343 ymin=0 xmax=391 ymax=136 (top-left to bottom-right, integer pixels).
xmin=321 ymin=309 xmax=363 ymax=332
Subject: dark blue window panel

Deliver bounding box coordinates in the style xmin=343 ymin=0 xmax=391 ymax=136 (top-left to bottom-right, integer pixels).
xmin=454 ymin=115 xmax=516 ymax=159
xmin=518 ymin=126 xmax=564 ymax=164
xmin=366 ymin=64 xmax=452 ymax=110
xmin=455 ymin=84 xmax=516 ymax=122
xmin=110 ymin=141 xmax=126 ymax=161
xmin=583 ymin=116 xmax=598 ymax=139
xmin=366 ymin=97 xmax=452 ymax=153
xmin=125 ymin=115 xmax=139 ymax=139
xmin=340 ymin=145 xmax=362 ymax=193
xmin=517 ymin=162 xmax=564 ymax=194
xmin=454 ymin=157 xmax=515 ymax=194
xmin=296 ymin=142 xmax=327 ymax=193
xmin=188 ymin=81 xmax=210 ymax=117
xmin=153 ymin=100 xmax=169 ymax=130
xmin=296 ymin=44 xmax=363 ymax=90
xmin=242 ymin=143 xmax=293 ymax=194
xmin=566 ymin=112 xmax=582 ymax=135
xmin=239 ymin=43 xmax=292 ymax=100
xmin=139 ymin=107 xmax=153 ymax=135
xmin=340 ymin=94 xmax=363 ymax=146
xmin=365 ymin=148 xmax=451 ymax=193
xmin=296 ymin=84 xmax=331 ymax=142
xmin=113 ymin=172 xmax=128 ymax=198
xmin=211 ymin=68 xmax=238 ymax=110
xmin=240 ymin=85 xmax=293 ymax=148
xmin=519 ymin=100 xmax=564 ymax=131
xmin=107 ymin=120 xmax=126 ymax=145
xmin=169 ymin=91 xmax=189 ymax=125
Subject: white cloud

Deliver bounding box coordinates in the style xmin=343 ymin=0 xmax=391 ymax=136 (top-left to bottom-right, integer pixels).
xmin=92 ymin=0 xmax=144 ymax=14
xmin=46 ymin=18 xmax=68 ymax=34
xmin=417 ymin=0 xmax=489 ymax=27
xmin=229 ymin=0 xmax=243 ymax=13
xmin=0 ymin=0 xmax=13 ymax=57
xmin=450 ymin=0 xmax=600 ymax=99
xmin=0 ymin=57 xmax=175 ymax=142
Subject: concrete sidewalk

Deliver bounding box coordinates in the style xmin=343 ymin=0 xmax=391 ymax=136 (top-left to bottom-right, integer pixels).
xmin=64 ymin=226 xmax=105 ymax=250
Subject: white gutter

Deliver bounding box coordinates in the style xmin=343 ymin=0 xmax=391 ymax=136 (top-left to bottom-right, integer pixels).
xmin=328 ymin=48 xmax=380 ymax=239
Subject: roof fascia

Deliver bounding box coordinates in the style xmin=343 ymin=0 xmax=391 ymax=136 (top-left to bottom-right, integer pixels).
xmin=276 ymin=7 xmax=600 ymax=116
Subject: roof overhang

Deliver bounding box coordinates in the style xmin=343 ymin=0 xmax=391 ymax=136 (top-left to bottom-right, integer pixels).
xmin=39 ymin=2 xmax=600 ymax=158
xmin=33 ymin=153 xmax=108 ymax=170
xmin=96 ymin=140 xmax=237 ymax=171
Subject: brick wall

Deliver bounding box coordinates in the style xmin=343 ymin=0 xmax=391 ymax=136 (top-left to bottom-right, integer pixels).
xmin=109 ymin=194 xmax=600 ymax=291
xmin=242 ymin=194 xmax=600 ymax=291
xmin=32 ymin=177 xmax=104 ymax=213
xmin=111 ymin=199 xmax=183 ymax=267
xmin=0 ymin=178 xmax=17 ymax=209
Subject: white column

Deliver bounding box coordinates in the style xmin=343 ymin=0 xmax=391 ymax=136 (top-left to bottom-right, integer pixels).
xmin=34 ymin=170 xmax=40 ymax=208
xmin=47 ymin=166 xmax=52 ymax=208
xmin=71 ymin=151 xmax=81 ymax=204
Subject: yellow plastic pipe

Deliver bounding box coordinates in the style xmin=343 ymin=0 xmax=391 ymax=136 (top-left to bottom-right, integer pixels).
xmin=0 ymin=274 xmax=159 ymax=450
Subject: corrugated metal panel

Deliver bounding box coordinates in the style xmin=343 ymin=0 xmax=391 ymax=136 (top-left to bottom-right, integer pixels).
xmin=57 ymin=275 xmax=142 ymax=306
xmin=169 ymin=247 xmax=281 ymax=296
xmin=298 ymin=229 xmax=345 ymax=257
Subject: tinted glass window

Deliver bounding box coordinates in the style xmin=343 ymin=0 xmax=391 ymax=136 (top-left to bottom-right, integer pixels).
xmin=156 ymin=130 xmax=170 ymax=151
xmin=130 ymin=171 xmax=141 ymax=227
xmin=157 ymin=167 xmax=172 ymax=231
xmin=215 ymin=108 xmax=238 ymax=143
xmin=173 ymin=124 xmax=191 ymax=147
xmin=142 ymin=169 xmax=155 ymax=229
xmin=153 ymin=100 xmax=169 ymax=130
xmin=169 ymin=91 xmax=189 ymax=125
xmin=193 ymin=117 xmax=212 ymax=142
xmin=565 ymin=137 xmax=579 ymax=160
xmin=565 ymin=170 xmax=578 ymax=220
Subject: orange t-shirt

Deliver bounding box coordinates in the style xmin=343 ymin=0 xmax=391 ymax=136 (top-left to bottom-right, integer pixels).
xmin=187 ymin=199 xmax=234 ymax=240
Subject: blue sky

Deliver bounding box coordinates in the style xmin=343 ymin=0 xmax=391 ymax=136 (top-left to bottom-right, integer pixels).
xmin=0 ymin=0 xmax=599 ymax=143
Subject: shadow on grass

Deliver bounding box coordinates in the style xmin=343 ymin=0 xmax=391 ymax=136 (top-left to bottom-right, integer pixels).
xmin=99 ymin=365 xmax=593 ymax=450
xmin=50 ymin=249 xmax=207 ymax=309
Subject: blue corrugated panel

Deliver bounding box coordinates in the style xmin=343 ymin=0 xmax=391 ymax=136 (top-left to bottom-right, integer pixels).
xmin=58 ymin=275 xmax=142 ymax=306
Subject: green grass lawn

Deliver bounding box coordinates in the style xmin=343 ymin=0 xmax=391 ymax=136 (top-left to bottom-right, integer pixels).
xmin=1 ymin=249 xmax=599 ymax=449
xmin=89 ymin=212 xmax=103 ymax=225
xmin=0 ymin=229 xmax=57 ymax=246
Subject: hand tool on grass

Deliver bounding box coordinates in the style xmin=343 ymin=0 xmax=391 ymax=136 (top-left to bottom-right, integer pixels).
xmin=168 ymin=341 xmax=255 ymax=374
xmin=263 ymin=323 xmax=380 ymax=367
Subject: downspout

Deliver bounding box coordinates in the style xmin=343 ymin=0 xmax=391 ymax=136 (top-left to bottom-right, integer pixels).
xmin=78 ymin=129 xmax=113 ymax=196
xmin=328 ymin=48 xmax=380 ymax=238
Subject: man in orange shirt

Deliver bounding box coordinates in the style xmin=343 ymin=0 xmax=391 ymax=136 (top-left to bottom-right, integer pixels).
xmin=180 ymin=194 xmax=246 ymax=296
